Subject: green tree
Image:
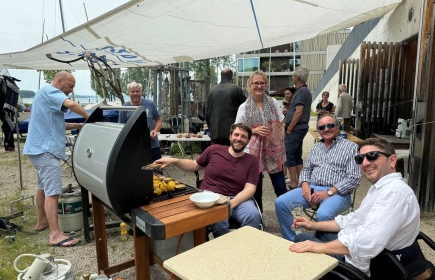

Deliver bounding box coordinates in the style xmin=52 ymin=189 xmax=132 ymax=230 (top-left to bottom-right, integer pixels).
xmin=39 ymin=70 xmax=73 ymax=84
xmin=190 ymin=55 xmax=236 ymax=85
xmin=90 ymin=68 xmax=123 ymax=102
xmin=190 ymin=59 xmax=214 ymax=82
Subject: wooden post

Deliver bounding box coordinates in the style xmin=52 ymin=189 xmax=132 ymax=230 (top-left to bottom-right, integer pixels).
xmin=410 ymin=0 xmax=435 ymax=211
xmin=91 ymin=195 xmax=109 ymax=272
xmin=134 ymin=225 xmax=150 ymax=280
xmin=416 ymin=0 xmax=434 ymax=101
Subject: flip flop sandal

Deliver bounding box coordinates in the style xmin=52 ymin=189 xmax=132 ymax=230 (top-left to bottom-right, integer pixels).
xmin=50 ymin=236 xmax=80 ymax=247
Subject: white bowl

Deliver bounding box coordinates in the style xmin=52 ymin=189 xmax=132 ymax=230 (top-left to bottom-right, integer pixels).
xmin=190 ymin=192 xmax=220 ymax=208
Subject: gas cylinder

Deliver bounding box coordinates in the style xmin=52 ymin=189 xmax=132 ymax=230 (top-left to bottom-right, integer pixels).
xmin=58 ymin=188 xmax=84 ymax=233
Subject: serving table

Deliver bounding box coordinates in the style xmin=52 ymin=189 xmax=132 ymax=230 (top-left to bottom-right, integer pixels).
xmin=92 ymin=193 xmax=230 ymax=280
xmin=164 ymin=226 xmax=338 ymax=280
xmin=158 ymin=134 xmax=211 ymax=158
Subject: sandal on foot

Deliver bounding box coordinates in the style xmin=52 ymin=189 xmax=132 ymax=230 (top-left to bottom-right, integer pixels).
xmin=50 ymin=237 xmax=80 ymax=247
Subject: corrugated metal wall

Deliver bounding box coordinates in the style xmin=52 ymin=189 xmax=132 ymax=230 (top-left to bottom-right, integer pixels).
xmin=301 ymin=33 xmax=349 ymax=52
xmin=306 ymin=74 xmax=322 ymax=91
xmin=301 ymin=54 xmax=326 ymax=71
xmin=300 ymin=32 xmax=349 ymax=90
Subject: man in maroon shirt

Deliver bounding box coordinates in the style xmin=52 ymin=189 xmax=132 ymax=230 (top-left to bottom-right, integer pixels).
xmin=155 ymin=123 xmax=260 ymax=237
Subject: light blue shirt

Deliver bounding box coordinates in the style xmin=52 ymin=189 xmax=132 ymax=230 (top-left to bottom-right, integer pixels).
xmin=118 ymin=99 xmax=161 ymax=149
xmin=23 ymin=85 xmax=69 ymax=160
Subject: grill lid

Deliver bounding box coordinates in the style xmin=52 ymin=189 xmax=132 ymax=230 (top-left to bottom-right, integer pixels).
xmin=73 ymin=106 xmax=154 ymax=214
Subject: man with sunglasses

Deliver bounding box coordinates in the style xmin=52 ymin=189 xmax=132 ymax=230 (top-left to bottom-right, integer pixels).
xmin=276 ymin=114 xmax=361 ymax=242
xmin=288 ymin=138 xmax=420 ymax=277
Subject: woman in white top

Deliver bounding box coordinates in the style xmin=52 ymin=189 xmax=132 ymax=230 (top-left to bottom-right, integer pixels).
xmin=235 ymin=70 xmax=287 ymax=212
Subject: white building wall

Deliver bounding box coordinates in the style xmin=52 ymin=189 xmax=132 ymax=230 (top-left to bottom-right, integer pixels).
xmin=313 ymin=0 xmax=423 ymax=112
xmin=326 ymin=45 xmax=342 ymax=70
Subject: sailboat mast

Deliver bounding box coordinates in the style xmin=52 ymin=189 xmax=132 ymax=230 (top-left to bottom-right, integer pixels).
xmin=38 ymin=18 xmax=45 ymax=90
xmin=58 ymin=0 xmax=66 ymax=33
xmin=58 ymin=0 xmax=77 ymax=101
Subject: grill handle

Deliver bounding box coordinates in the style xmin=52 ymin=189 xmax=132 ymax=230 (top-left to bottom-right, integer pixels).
xmin=99 ymin=106 xmax=139 ymax=111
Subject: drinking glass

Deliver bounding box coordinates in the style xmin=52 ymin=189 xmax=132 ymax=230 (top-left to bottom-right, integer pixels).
xmin=290 ymin=202 xmax=303 ymax=235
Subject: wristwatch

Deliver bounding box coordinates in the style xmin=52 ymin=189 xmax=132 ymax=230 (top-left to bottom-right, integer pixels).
xmin=327 ymin=189 xmax=333 ymax=196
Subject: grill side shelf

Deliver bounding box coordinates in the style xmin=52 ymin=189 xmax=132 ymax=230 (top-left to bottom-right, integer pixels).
xmin=132 ymin=207 xmax=165 ymax=240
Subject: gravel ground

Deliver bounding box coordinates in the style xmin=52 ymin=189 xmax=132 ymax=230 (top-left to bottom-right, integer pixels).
xmin=1 ymin=118 xmax=434 ymax=279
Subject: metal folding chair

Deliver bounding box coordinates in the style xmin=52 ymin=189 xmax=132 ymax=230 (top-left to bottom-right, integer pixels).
xmin=303 ymin=188 xmax=358 ymax=221
xmin=62 ymin=135 xmax=76 ymax=177
xmin=195 ymin=171 xmax=264 ymax=231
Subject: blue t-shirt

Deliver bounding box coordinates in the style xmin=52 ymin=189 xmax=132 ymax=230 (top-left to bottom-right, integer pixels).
xmin=23 ymin=85 xmax=69 ymax=160
xmin=285 ymin=85 xmax=312 ymax=130
xmin=118 ymin=99 xmax=161 ymax=149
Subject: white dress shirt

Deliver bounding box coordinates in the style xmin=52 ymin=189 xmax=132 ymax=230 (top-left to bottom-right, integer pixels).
xmin=335 ymin=172 xmax=420 ymax=276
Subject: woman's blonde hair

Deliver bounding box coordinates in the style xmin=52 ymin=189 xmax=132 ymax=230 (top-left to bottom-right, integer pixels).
xmin=246 ymin=70 xmax=268 ymax=94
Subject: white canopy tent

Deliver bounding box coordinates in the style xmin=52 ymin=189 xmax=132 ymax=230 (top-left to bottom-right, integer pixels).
xmin=0 ymin=0 xmax=401 ymax=70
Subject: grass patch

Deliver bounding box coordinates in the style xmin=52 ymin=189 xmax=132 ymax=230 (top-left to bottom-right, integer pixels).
xmin=0 ymin=207 xmax=46 ymax=279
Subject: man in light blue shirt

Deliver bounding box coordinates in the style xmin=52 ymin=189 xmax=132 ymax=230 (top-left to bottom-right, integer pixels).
xmin=24 ymin=71 xmax=89 ymax=247
xmin=118 ymin=81 xmax=162 ymax=161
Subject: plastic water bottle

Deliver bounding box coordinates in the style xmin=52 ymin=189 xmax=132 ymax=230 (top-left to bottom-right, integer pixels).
xmin=120 ymin=222 xmax=128 ymax=241
xmin=338 ymin=116 xmax=344 ymax=130
xmin=338 ymin=116 xmax=347 ymax=139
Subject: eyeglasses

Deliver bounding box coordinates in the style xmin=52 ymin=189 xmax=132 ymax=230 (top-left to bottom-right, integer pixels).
xmin=318 ymin=123 xmax=335 ymax=131
xmin=354 ymin=151 xmax=392 ymax=165
xmin=251 ymin=82 xmax=266 ymax=87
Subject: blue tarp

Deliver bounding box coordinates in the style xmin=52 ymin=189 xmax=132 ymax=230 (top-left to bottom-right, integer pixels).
xmin=16 ymin=109 xmax=119 ymax=134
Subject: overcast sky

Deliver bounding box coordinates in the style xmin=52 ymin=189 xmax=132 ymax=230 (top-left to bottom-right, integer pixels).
xmin=0 ymin=0 xmax=128 ymax=95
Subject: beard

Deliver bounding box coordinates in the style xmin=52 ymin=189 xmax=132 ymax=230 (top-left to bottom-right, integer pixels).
xmin=230 ymin=139 xmax=247 ymax=153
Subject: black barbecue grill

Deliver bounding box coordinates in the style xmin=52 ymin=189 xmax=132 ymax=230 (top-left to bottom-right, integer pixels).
xmin=73 ymin=105 xmax=155 ymax=215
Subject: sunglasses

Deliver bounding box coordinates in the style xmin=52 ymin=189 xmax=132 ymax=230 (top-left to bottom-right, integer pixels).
xmin=318 ymin=123 xmax=335 ymax=131
xmin=354 ymin=151 xmax=392 ymax=164
xmin=251 ymin=82 xmax=266 ymax=87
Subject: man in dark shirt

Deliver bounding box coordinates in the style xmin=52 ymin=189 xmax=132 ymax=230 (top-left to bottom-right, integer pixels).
xmin=206 ymin=69 xmax=246 ymax=146
xmin=155 ymin=123 xmax=260 ymax=237
xmin=284 ymin=66 xmax=312 ymax=189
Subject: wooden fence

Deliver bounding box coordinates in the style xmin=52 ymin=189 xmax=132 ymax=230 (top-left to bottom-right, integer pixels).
xmin=356 ymin=41 xmax=414 ymax=139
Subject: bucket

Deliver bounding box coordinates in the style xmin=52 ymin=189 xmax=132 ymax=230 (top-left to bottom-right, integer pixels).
xmin=58 ymin=188 xmax=83 ymax=233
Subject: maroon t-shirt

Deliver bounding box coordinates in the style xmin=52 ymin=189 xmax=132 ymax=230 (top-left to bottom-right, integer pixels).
xmin=196 ymin=145 xmax=259 ymax=196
